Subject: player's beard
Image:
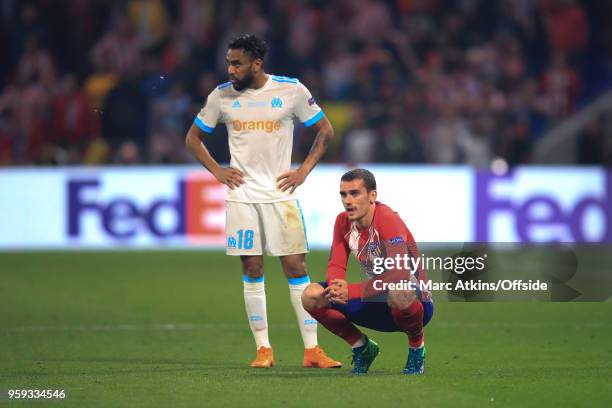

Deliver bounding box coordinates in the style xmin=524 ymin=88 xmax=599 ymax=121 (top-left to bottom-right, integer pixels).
xmin=232 ymin=72 xmax=255 ymax=91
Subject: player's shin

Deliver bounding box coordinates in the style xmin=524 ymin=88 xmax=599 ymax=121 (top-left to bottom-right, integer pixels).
xmin=288 ymin=276 xmax=318 ymax=348
xmin=243 ymin=275 xmax=271 ymax=348
xmin=309 ymin=307 xmax=363 ymax=346
xmin=391 ymin=300 xmax=424 ymax=348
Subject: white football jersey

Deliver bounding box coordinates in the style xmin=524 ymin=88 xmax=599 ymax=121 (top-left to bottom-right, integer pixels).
xmin=195 ymin=75 xmax=324 ymax=203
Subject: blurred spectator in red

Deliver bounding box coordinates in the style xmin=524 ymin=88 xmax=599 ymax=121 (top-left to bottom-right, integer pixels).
xmin=539 ymin=0 xmax=588 ymax=56
xmin=91 ymin=15 xmax=144 ymax=76
xmin=16 ymin=34 xmax=54 ymax=85
xmin=50 ymin=74 xmax=101 ymax=163
xmin=539 ymin=52 xmax=581 ymax=120
xmin=395 ymin=0 xmax=439 ymax=16
xmin=1 ymin=64 xmax=55 ymax=164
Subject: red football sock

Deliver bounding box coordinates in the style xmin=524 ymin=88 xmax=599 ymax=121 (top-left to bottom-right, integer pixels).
xmin=391 ymin=301 xmax=424 ymax=348
xmin=309 ymin=307 xmax=363 ymax=346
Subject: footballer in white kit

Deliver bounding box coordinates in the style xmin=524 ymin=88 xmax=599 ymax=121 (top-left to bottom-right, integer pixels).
xmin=196 ymin=72 xmax=319 ymax=256
xmin=185 ymin=34 xmax=341 ymax=369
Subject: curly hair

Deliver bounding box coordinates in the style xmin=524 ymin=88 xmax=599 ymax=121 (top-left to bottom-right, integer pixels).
xmin=228 ymin=34 xmax=269 ymax=60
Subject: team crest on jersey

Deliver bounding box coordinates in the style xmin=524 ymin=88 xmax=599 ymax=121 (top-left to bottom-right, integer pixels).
xmin=231 ymin=100 xmax=241 ymax=108
xmin=308 ymin=97 xmax=316 ymax=106
xmin=227 ymin=236 xmax=237 ymax=248
xmin=271 ymin=97 xmax=283 ymax=108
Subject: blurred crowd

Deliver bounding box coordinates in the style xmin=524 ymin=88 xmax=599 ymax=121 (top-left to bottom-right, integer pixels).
xmin=0 ymin=0 xmax=611 ymax=166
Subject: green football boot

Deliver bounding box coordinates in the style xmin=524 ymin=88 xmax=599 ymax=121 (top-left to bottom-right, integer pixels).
xmin=350 ymin=336 xmax=380 ymax=374
xmin=403 ymin=346 xmax=426 ymax=375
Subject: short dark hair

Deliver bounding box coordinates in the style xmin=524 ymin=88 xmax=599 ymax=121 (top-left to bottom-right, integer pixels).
xmin=228 ymin=34 xmax=268 ymax=60
xmin=341 ymin=169 xmax=377 ymax=192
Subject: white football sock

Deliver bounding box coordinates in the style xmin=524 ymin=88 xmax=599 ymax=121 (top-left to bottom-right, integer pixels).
xmin=288 ymin=276 xmax=318 ymax=349
xmin=243 ymin=276 xmax=270 ymax=349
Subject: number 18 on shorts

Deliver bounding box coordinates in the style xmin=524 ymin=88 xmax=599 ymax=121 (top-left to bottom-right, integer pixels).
xmin=225 ymin=200 xmax=309 ymax=256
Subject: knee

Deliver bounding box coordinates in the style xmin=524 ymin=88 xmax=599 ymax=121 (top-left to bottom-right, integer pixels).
xmin=284 ymin=259 xmax=307 ymax=279
xmin=301 ymin=283 xmax=327 ymax=311
xmin=387 ymin=289 xmax=417 ymax=310
xmin=242 ymin=259 xmax=264 ymax=280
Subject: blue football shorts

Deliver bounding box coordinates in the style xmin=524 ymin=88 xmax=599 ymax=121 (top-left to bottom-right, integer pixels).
xmin=318 ymin=281 xmax=434 ymax=332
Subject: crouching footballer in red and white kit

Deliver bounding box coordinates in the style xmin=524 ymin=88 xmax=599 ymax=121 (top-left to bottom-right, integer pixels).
xmin=302 ymin=169 xmax=434 ymax=374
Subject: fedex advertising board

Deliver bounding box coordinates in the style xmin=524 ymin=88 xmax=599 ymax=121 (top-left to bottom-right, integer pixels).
xmin=1 ymin=167 xmax=227 ymax=249
xmin=0 ymin=166 xmax=607 ymax=249
xmin=476 ymin=169 xmax=610 ymax=242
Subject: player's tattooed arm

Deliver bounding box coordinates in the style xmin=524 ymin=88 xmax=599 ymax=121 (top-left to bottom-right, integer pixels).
xmin=185 ymin=123 xmax=245 ymax=189
xmin=277 ymin=115 xmax=334 ymax=193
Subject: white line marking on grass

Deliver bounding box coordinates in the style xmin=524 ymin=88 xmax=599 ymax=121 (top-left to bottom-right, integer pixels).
xmin=3 ymin=323 xmax=296 ymax=333
xmin=3 ymin=321 xmax=611 ymax=333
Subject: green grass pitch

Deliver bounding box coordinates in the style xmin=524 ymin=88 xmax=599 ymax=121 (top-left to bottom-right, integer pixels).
xmin=1 ymin=251 xmax=611 ymax=407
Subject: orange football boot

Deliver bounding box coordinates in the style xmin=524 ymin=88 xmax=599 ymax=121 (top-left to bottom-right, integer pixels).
xmin=303 ymin=345 xmax=342 ymax=368
xmin=250 ymin=346 xmax=274 ymax=368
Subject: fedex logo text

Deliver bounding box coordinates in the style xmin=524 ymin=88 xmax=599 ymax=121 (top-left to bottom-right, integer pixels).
xmin=67 ymin=176 xmax=226 ymax=242
xmin=476 ymin=171 xmax=611 ymax=242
